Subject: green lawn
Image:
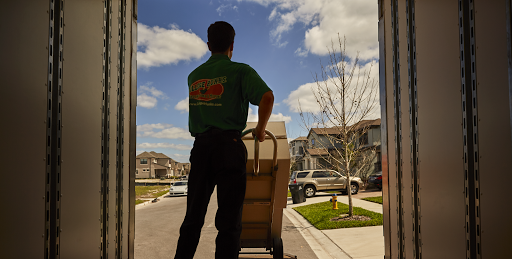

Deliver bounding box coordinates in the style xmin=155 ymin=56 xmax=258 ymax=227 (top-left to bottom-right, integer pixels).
xmin=135 ymin=199 xmax=146 ymax=205
xmin=293 ymin=201 xmax=383 ymax=230
xmin=135 ymin=186 xmax=170 ymax=199
xmin=362 ymin=196 xmax=383 ymax=204
xmin=154 ymin=189 xmax=170 ymax=198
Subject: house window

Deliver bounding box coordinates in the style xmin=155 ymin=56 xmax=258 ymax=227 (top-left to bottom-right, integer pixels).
xmin=311 ymin=139 xmax=315 ymax=146
xmin=140 ymin=158 xmax=148 ymax=164
xmin=360 ymin=132 xmax=368 ymax=145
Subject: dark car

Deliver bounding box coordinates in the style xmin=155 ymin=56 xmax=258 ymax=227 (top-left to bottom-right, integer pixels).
xmin=368 ymin=171 xmax=382 ymax=190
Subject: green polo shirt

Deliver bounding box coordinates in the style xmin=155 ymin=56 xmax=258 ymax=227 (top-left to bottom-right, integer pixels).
xmin=188 ymin=54 xmax=271 ymax=136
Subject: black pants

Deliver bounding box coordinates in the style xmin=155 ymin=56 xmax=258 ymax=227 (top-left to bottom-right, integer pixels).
xmin=174 ymin=132 xmax=247 ymax=259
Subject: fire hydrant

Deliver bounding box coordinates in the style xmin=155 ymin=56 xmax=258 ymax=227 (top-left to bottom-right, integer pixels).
xmin=331 ymin=194 xmax=338 ymax=210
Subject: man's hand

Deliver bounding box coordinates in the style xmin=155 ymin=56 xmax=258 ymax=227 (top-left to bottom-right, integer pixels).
xmin=253 ymin=91 xmax=274 ymax=142
xmin=252 ymin=125 xmax=266 ymax=142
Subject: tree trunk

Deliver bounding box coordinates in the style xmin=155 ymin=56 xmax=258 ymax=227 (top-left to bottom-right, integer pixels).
xmin=347 ymin=173 xmax=353 ymax=216
xmin=347 ymin=177 xmax=353 ymax=216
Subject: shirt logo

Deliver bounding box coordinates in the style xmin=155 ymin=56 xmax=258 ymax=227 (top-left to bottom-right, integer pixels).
xmin=189 ymin=76 xmax=226 ymax=101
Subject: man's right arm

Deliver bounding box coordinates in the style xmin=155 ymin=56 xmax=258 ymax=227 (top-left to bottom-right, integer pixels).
xmin=253 ymin=91 xmax=274 ymax=142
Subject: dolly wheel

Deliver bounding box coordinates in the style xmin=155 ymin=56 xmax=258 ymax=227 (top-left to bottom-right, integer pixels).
xmin=272 ymin=237 xmax=283 ymax=259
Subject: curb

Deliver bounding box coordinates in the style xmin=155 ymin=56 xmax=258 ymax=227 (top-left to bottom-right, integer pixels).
xmin=283 ymin=207 xmax=352 ymax=259
xmin=136 ymin=190 xmax=172 ymax=209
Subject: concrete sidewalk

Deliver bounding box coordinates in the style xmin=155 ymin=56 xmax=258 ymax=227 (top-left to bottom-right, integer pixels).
xmin=284 ymin=191 xmax=384 ymax=259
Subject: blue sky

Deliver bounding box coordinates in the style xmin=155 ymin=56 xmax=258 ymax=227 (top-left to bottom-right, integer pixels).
xmin=136 ymin=0 xmax=379 ymax=162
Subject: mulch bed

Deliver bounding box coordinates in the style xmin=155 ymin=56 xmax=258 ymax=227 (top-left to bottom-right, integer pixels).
xmin=330 ymin=215 xmax=372 ymax=222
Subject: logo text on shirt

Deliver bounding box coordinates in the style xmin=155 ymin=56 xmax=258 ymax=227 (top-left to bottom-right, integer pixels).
xmin=189 ymin=77 xmax=226 ymax=102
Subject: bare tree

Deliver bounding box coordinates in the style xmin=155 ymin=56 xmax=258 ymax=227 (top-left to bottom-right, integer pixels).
xmin=299 ymin=35 xmax=379 ymax=216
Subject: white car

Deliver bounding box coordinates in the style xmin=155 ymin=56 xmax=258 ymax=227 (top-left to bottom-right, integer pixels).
xmin=169 ymin=181 xmax=188 ymax=196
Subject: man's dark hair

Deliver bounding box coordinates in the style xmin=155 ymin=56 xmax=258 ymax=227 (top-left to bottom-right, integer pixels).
xmin=207 ymin=21 xmax=236 ymax=53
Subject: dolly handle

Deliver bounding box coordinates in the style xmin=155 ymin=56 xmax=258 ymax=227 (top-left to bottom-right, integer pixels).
xmin=241 ymin=128 xmax=278 ymax=176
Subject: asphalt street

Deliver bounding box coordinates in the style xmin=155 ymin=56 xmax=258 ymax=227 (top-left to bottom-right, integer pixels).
xmin=134 ymin=188 xmax=318 ymax=259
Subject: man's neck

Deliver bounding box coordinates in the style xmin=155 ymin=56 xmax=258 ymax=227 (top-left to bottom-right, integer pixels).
xmin=211 ymin=50 xmax=231 ymax=59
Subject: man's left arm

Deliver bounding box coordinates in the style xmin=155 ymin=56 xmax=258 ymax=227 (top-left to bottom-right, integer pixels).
xmin=253 ymin=91 xmax=274 ymax=142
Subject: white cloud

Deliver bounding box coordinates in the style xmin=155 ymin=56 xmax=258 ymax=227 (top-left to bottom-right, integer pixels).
xmin=137 ymin=83 xmax=168 ymax=109
xmin=140 ymin=84 xmax=168 ymax=99
xmin=241 ymin=0 xmax=276 ymax=7
xmin=294 ymin=47 xmax=308 ymax=57
xmin=171 ymin=153 xmax=191 ymax=163
xmin=137 ymin=123 xmax=194 ymax=140
xmin=152 ymin=128 xmax=192 ymax=140
xmin=137 ymin=142 xmax=192 ymax=151
xmin=284 ymin=60 xmax=380 ymax=120
xmin=137 ymin=123 xmax=172 ymax=132
xmin=169 ymin=23 xmax=180 ymax=30
xmin=137 ymin=94 xmax=157 ymax=109
xmin=277 ymin=41 xmax=288 ymax=48
xmin=217 ymin=4 xmax=238 ymax=16
xmin=304 ymin=0 xmax=378 ymax=60
xmin=270 ymin=112 xmax=293 ymax=123
xmin=240 ymin=0 xmax=378 ymax=60
xmin=137 ymin=23 xmax=208 ymax=69
xmin=283 ymin=81 xmax=319 ymax=113
xmin=175 ymin=97 xmax=189 ymax=113
xmin=247 ymin=107 xmax=292 ymax=123
xmin=269 ymin=8 xmax=279 ymax=21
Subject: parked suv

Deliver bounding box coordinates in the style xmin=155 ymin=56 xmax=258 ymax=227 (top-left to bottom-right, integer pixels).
xmin=368 ymin=171 xmax=382 ymax=190
xmin=289 ymin=170 xmax=364 ymax=198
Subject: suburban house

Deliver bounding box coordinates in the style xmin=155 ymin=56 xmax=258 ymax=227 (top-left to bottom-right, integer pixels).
xmin=135 ymin=151 xmax=190 ymax=179
xmin=291 ymin=119 xmax=382 ymax=176
xmin=351 ymin=118 xmax=382 ymax=173
xmin=289 ymin=136 xmax=308 ymax=164
xmin=170 ymin=161 xmax=191 ymax=178
xmin=307 ymin=127 xmax=344 ymax=150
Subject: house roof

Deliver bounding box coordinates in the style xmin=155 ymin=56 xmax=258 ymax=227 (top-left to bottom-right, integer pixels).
xmin=136 ymin=151 xmax=173 ymax=159
xmin=153 ymin=164 xmax=168 ymax=170
xmin=308 ymin=119 xmax=381 ymax=138
xmin=136 ymin=151 xmax=156 ymax=158
xmin=307 ymin=148 xmax=329 ymax=156
xmin=351 ymin=119 xmax=381 ymax=130
xmin=291 ymin=136 xmax=308 ymax=142
xmin=311 ymin=127 xmax=341 ymax=135
xmin=149 ymin=151 xmax=171 ymax=159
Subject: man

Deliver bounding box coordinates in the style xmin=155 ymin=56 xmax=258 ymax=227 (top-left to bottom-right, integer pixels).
xmin=174 ymin=21 xmax=274 ymax=259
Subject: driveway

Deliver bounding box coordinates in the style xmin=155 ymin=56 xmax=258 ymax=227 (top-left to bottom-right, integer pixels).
xmin=134 ymin=188 xmax=318 ymax=259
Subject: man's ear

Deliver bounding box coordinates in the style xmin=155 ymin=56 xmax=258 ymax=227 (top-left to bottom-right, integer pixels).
xmin=207 ymin=42 xmax=212 ymax=52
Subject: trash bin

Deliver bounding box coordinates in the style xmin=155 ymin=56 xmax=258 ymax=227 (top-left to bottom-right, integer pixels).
xmin=289 ymin=183 xmax=306 ymax=204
